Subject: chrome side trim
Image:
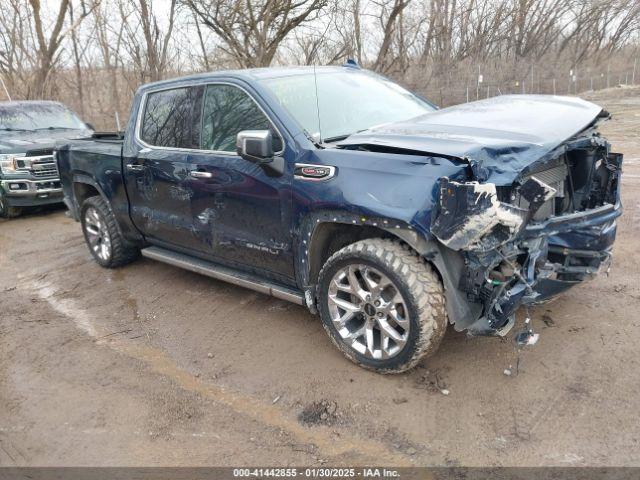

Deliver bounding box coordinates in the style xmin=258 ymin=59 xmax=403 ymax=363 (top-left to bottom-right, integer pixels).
xmin=189 ymin=170 xmax=213 ymax=179
xmin=141 ymin=246 xmax=304 ymax=306
xmin=271 ymin=288 xmax=306 ymax=304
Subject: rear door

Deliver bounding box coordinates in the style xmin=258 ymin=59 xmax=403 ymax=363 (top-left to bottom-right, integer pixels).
xmin=185 ymin=83 xmax=295 ymax=281
xmin=124 ymin=85 xmax=204 ymax=249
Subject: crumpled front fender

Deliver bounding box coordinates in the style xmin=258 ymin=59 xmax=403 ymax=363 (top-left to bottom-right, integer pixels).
xmin=430 ymin=177 xmax=557 ymax=251
xmin=430 ymin=178 xmax=524 ymax=251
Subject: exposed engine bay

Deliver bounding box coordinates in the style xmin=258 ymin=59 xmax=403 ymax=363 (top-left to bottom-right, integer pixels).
xmin=431 ymin=131 xmax=622 ymax=335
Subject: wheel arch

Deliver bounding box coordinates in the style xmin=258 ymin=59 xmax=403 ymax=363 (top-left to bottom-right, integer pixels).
xmin=298 ymin=210 xmax=441 ymax=289
xmin=70 ymin=174 xmax=108 ymax=220
xmin=298 ymin=210 xmax=481 ymax=328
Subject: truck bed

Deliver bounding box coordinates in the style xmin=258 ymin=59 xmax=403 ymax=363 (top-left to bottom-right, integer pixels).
xmin=55 ymin=134 xmax=129 ymax=230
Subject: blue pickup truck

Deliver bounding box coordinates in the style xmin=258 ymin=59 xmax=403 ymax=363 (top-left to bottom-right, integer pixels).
xmin=56 ymin=65 xmax=622 ymax=373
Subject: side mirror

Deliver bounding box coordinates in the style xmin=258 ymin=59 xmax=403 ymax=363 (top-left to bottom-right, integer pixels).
xmin=236 ymin=130 xmax=274 ymax=164
xmin=236 ymin=130 xmax=284 ymax=176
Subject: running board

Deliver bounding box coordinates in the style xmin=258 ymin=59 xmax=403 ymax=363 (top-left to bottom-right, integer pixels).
xmin=141 ymin=246 xmax=304 ymax=305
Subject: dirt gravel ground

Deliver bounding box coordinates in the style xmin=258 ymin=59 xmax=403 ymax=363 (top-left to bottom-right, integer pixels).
xmin=1 ymin=86 xmax=640 ymax=467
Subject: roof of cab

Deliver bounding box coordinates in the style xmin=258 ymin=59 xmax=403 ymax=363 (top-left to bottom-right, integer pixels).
xmin=137 ymin=65 xmax=362 ymax=92
xmin=0 ymin=100 xmax=65 ymax=109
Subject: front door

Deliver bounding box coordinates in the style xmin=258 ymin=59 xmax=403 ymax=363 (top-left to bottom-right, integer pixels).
xmin=124 ymin=85 xmax=204 ymax=249
xmin=185 ymin=83 xmax=295 ymax=282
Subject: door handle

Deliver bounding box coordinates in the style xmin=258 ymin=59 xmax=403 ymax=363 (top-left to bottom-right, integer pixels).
xmin=190 ymin=170 xmax=213 ymax=179
xmin=126 ymin=163 xmax=144 ymax=171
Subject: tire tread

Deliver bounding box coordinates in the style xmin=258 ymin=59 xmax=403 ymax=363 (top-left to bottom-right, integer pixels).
xmin=317 ymin=238 xmax=447 ymax=374
xmin=81 ymin=196 xmax=139 ymax=268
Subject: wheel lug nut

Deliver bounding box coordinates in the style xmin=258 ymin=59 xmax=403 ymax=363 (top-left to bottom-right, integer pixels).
xmin=374 ymin=300 xmax=381 ymax=307
xmin=377 ymin=312 xmax=384 ymax=318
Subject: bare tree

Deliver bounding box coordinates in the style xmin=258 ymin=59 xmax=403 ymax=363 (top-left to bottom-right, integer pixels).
xmin=184 ymin=0 xmax=329 ymax=68
xmin=67 ymin=1 xmax=94 ymax=116
xmin=352 ymin=0 xmax=362 ymax=63
xmin=29 ymin=0 xmax=71 ymax=97
xmin=372 ymin=0 xmax=412 ymax=74
xmin=193 ymin=12 xmax=212 ymax=71
xmin=119 ymin=0 xmax=178 ymax=83
xmin=0 ymin=0 xmax=33 ymax=99
xmin=285 ymin=0 xmax=354 ymax=65
xmin=0 ymin=0 xmax=94 ymax=99
xmin=93 ymin=0 xmax=127 ymax=120
xmin=138 ymin=0 xmax=177 ymax=81
xmin=29 ymin=0 xmax=95 ymax=98
xmin=3 ymin=0 xmax=640 ymax=125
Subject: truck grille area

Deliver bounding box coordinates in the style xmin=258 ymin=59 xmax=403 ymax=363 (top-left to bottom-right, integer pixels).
xmin=35 ymin=180 xmax=61 ymax=190
xmin=30 ymin=162 xmax=59 ymax=178
xmin=13 ymin=154 xmax=59 ymax=179
xmin=502 ymin=144 xmax=621 ymax=223
xmin=513 ymin=163 xmax=569 ymax=221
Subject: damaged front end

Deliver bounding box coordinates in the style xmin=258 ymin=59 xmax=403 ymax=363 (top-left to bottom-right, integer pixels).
xmin=431 ymin=136 xmax=622 ymax=336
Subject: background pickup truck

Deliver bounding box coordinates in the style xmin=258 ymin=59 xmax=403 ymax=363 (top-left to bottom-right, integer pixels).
xmin=56 ymin=65 xmax=622 ymax=373
xmin=0 ymin=101 xmax=93 ymax=217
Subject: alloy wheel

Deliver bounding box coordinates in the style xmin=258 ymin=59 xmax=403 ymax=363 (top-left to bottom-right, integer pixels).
xmin=327 ymin=264 xmax=410 ymax=359
xmin=84 ymin=207 xmax=112 ymax=261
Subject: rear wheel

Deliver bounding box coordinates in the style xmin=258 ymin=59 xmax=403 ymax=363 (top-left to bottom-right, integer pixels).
xmin=317 ymin=238 xmax=447 ymax=374
xmin=0 ymin=193 xmax=21 ymax=218
xmin=80 ymin=196 xmax=139 ymax=268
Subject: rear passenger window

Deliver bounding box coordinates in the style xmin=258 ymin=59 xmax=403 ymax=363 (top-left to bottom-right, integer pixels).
xmin=140 ymin=87 xmax=203 ymax=148
xmin=201 ymin=84 xmax=282 ymax=152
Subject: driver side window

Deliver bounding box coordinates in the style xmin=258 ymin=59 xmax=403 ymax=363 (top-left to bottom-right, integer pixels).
xmin=201 ymin=84 xmax=282 ymax=153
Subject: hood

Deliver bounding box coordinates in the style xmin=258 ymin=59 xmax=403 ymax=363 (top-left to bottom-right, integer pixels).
xmin=338 ymin=95 xmax=604 ymax=184
xmin=0 ymin=128 xmax=92 ymax=155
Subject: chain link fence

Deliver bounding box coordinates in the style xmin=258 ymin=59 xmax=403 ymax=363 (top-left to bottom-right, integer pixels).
xmin=410 ymin=62 xmax=639 ymax=107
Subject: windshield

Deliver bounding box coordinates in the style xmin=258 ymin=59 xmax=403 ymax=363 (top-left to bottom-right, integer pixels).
xmin=0 ymin=103 xmax=86 ymax=131
xmin=260 ymin=69 xmax=435 ymax=142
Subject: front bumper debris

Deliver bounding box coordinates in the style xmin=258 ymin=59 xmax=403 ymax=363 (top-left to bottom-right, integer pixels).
xmin=431 ymin=147 xmax=622 ymax=336
xmin=460 ymin=204 xmax=620 ymax=336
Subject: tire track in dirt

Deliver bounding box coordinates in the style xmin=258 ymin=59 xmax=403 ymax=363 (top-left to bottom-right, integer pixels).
xmin=27 ymin=277 xmax=412 ymax=466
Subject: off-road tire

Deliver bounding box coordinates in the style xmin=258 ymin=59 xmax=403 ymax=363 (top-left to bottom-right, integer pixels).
xmin=0 ymin=193 xmax=21 ymax=218
xmin=80 ymin=195 xmax=139 ymax=268
xmin=317 ymin=238 xmax=447 ymax=374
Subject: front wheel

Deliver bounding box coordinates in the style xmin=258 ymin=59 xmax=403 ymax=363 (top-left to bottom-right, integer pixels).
xmin=317 ymin=239 xmax=447 ymax=374
xmin=0 ymin=193 xmax=21 ymax=218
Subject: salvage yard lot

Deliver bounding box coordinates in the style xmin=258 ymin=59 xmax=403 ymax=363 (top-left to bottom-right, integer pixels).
xmin=1 ymin=86 xmax=639 ymax=467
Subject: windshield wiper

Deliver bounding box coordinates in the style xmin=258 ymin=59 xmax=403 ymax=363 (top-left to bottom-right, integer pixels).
xmin=322 ymin=129 xmax=367 ymax=144
xmin=322 ymin=134 xmax=351 ymax=143
xmin=0 ymin=127 xmax=29 ymax=132
xmin=34 ymin=126 xmax=76 ymax=131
